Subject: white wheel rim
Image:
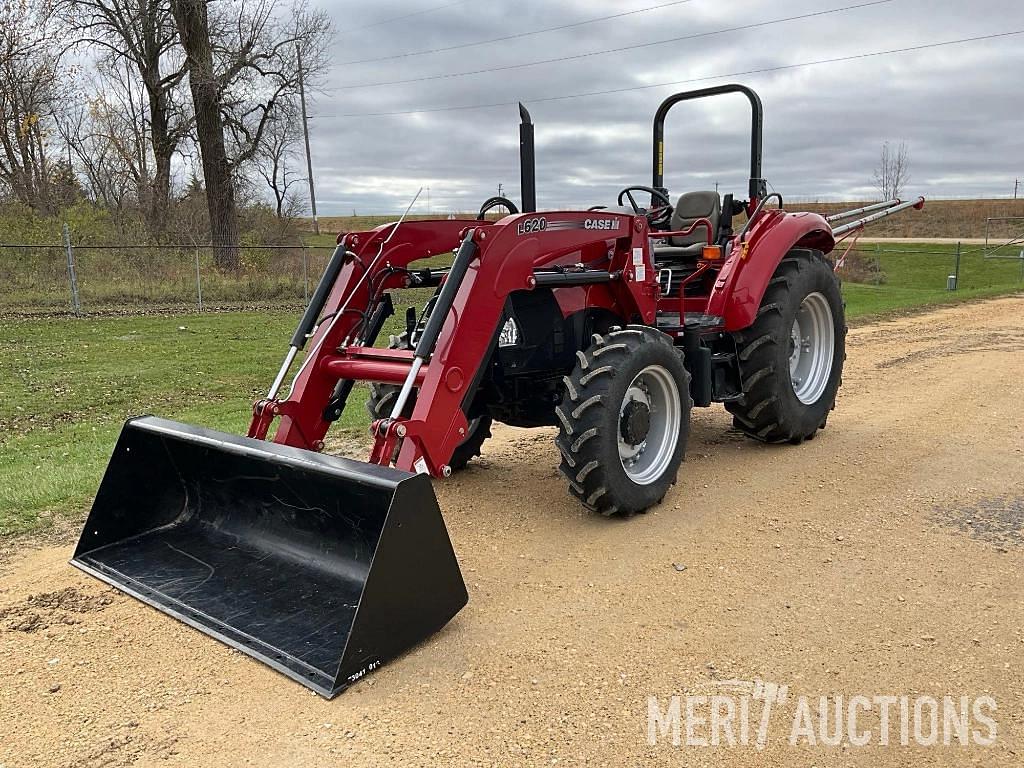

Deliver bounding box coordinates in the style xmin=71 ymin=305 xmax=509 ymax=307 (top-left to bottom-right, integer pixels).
xmin=617 ymin=365 xmax=681 ymax=485
xmin=789 ymin=292 xmax=835 ymax=405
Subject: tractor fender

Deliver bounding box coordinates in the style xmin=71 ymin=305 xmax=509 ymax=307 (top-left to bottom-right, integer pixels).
xmin=708 ymin=210 xmax=834 ymax=331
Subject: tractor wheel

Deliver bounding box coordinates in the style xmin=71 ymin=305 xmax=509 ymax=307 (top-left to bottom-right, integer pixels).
xmin=365 ymin=332 xmax=492 ymax=471
xmin=725 ymin=248 xmax=846 ymax=443
xmin=556 ymin=326 xmax=692 ymax=516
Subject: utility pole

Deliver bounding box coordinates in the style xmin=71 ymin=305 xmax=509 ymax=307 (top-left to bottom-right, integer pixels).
xmin=1015 ymin=179 xmax=1019 ymax=199
xmin=296 ymin=43 xmax=320 ymax=236
xmin=497 ymin=182 xmax=504 ymax=198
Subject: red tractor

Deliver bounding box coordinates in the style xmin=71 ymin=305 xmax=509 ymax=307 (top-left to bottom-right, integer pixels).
xmin=73 ymin=85 xmax=923 ymax=697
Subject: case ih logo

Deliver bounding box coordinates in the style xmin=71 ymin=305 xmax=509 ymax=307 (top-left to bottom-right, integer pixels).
xmin=516 ymin=217 xmax=620 ymax=235
xmin=517 ymin=217 xmax=548 ymax=235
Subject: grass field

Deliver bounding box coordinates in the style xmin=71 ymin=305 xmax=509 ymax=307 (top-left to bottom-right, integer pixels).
xmin=840 ymin=242 xmax=1024 ymax=316
xmin=1 ymin=243 xmax=1021 ymax=537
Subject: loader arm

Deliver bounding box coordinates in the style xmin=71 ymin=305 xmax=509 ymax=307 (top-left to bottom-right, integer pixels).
xmin=251 ymin=211 xmax=659 ymax=477
xmin=251 ymin=218 xmax=475 ymax=450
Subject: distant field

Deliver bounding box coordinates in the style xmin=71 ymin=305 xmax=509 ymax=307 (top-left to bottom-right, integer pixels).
xmin=792 ymin=198 xmax=1024 ymax=239
xmin=309 ymin=198 xmax=1024 ymax=240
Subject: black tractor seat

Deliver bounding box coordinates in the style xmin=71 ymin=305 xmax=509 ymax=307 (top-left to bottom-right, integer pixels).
xmin=654 ymin=191 xmax=721 ymax=260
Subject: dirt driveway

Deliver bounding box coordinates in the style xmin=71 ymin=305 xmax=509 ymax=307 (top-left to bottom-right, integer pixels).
xmin=2 ymin=297 xmax=1023 ymax=767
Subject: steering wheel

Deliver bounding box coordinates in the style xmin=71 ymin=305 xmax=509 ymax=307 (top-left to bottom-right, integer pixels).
xmin=617 ymin=186 xmax=673 ymax=227
xmin=477 ymin=195 xmax=519 ymax=220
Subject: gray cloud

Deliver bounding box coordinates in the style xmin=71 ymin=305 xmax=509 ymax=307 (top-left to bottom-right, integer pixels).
xmin=303 ymin=0 xmax=1024 ymax=214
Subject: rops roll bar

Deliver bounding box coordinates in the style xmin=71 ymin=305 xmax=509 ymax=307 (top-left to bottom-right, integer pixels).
xmin=652 ymin=83 xmax=766 ymax=203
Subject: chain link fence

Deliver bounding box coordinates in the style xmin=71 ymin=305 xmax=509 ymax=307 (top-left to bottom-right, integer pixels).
xmin=984 ymin=217 xmax=1024 ymax=270
xmin=835 ymin=239 xmax=1024 ymax=295
xmin=0 ymin=234 xmax=336 ymax=315
xmin=2 ymin=221 xmax=1022 ymax=317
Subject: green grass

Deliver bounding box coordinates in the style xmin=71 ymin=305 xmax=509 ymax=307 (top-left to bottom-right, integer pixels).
xmin=841 ymin=243 xmax=1023 ymax=318
xmin=0 ymin=303 xmax=427 ymax=536
xmin=0 ymin=243 xmax=1020 ymax=536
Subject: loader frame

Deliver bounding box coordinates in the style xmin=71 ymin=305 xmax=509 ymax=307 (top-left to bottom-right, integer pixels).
xmin=247 ymin=84 xmax=918 ymax=480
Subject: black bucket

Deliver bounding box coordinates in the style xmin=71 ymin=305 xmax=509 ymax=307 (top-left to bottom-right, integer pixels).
xmin=71 ymin=416 xmax=468 ymax=698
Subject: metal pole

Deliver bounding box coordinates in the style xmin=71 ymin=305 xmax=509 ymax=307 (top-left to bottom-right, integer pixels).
xmin=302 ymin=244 xmax=309 ymax=302
xmin=830 ymin=197 xmax=925 ymax=236
xmin=195 ymin=246 xmax=204 ymax=311
xmin=954 ymin=242 xmax=961 ymax=291
xmin=63 ymin=222 xmax=82 ymax=316
xmin=826 ymin=199 xmax=901 ymax=224
xmin=297 ymin=43 xmax=319 ymax=236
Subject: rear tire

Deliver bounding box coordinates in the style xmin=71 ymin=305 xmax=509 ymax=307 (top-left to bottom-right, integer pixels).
xmin=556 ymin=326 xmax=692 ymax=516
xmin=366 ymin=332 xmax=492 ymax=471
xmin=725 ymin=249 xmax=846 ymax=443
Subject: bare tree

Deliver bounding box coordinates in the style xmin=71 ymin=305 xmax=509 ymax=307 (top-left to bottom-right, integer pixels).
xmin=170 ymin=0 xmax=329 ymax=268
xmin=169 ymin=170 xmax=210 ymax=245
xmin=251 ymin=100 xmax=303 ymax=218
xmin=53 ymin=101 xmax=133 ymax=211
xmin=53 ymin=63 xmax=154 ymax=217
xmin=873 ymin=141 xmax=911 ymax=200
xmin=0 ymin=0 xmax=65 ymax=211
xmin=62 ymin=0 xmax=190 ymax=236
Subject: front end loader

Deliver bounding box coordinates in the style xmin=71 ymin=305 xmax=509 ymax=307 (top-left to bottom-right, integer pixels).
xmin=73 ymin=84 xmax=923 ymax=696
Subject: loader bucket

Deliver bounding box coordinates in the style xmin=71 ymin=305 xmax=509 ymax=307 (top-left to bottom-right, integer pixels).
xmin=71 ymin=416 xmax=468 ymax=698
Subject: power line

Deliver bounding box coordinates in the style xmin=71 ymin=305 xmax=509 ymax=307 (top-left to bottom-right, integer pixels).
xmin=334 ymin=0 xmax=897 ymax=90
xmin=341 ymin=0 xmax=472 ymax=34
xmin=336 ymin=0 xmax=695 ymax=66
xmin=328 ymin=29 xmax=1024 ymax=117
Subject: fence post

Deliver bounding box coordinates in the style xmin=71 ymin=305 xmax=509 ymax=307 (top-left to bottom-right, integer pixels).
xmin=195 ymin=246 xmax=204 ymax=312
xmin=954 ymin=242 xmax=961 ymax=291
xmin=302 ymin=243 xmax=309 ymax=303
xmin=63 ymin=222 xmax=82 ymax=316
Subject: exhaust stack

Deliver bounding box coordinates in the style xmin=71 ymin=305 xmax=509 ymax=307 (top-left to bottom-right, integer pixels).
xmin=519 ymin=103 xmax=536 ymax=213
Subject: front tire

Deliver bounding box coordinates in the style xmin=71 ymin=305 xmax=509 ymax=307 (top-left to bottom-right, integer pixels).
xmin=556 ymin=326 xmax=692 ymax=516
xmin=725 ymin=249 xmax=846 ymax=443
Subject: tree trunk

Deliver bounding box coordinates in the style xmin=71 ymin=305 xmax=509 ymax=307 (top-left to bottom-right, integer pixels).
xmin=143 ymin=65 xmax=173 ymax=239
xmin=171 ymin=0 xmax=239 ymax=270
xmin=147 ymin=93 xmax=174 ymax=238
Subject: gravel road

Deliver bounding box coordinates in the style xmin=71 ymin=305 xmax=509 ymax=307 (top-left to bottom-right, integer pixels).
xmin=2 ymin=296 xmax=1022 ymax=767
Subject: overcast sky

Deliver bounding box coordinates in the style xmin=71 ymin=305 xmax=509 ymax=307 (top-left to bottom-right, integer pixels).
xmin=303 ymin=0 xmax=1024 ymax=215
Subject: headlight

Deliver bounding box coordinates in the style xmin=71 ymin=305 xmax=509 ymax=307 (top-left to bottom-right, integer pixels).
xmin=498 ymin=317 xmax=520 ymax=347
